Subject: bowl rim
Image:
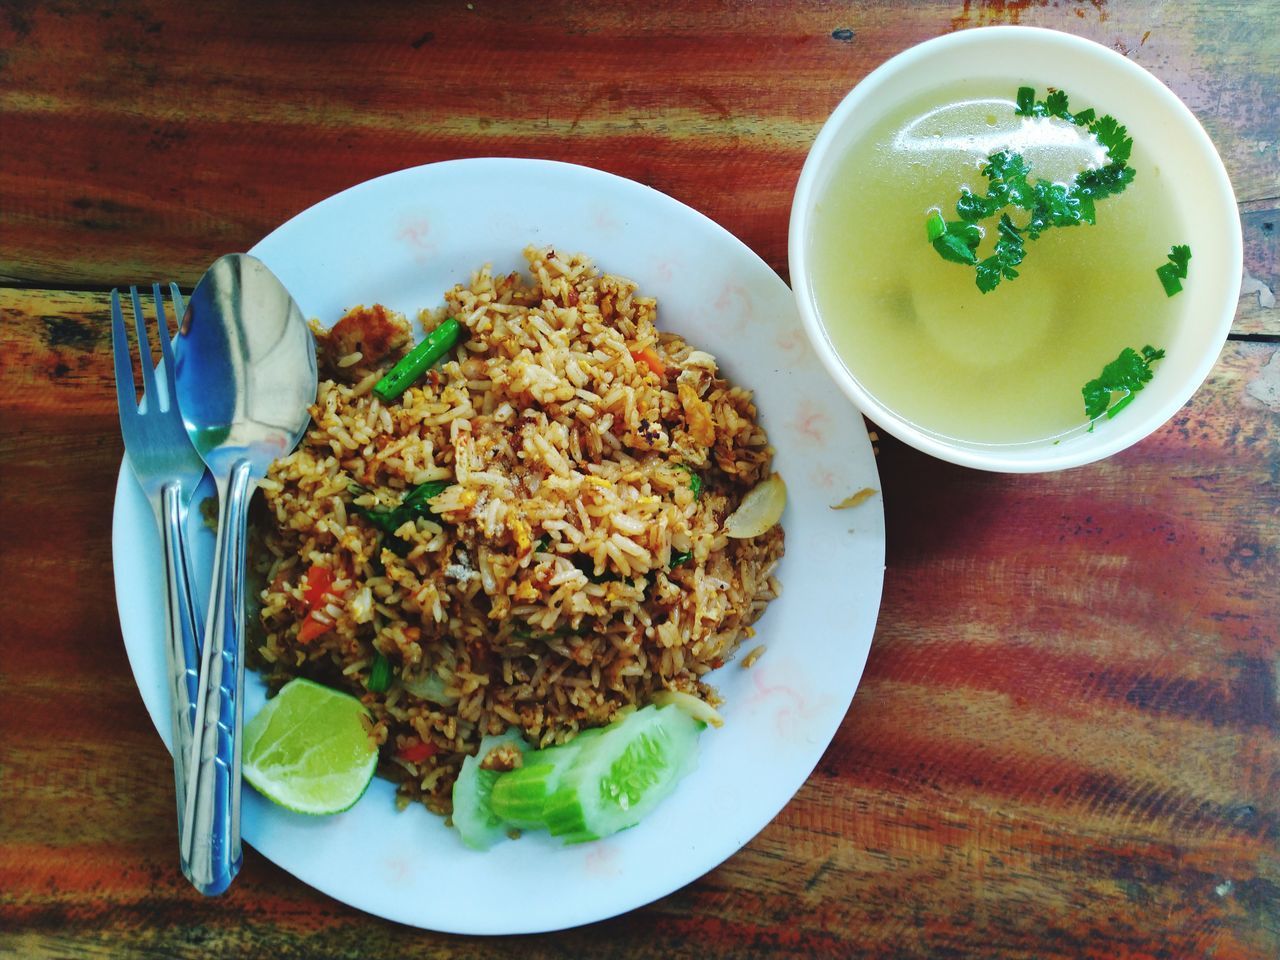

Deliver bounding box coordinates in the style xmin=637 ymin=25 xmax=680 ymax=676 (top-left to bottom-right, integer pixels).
xmin=788 ymin=25 xmax=1243 ymax=473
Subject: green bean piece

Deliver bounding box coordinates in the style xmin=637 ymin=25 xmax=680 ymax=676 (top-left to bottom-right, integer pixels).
xmin=372 ymin=317 xmax=463 ymax=403
xmin=368 ymin=652 xmax=393 ymax=693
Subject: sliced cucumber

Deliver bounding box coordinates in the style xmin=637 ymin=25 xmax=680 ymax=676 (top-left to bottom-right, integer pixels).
xmin=488 ymin=728 xmax=605 ymax=829
xmin=460 ymin=704 xmax=705 ymax=849
xmin=541 ymin=705 xmax=703 ymax=842
xmin=451 ymin=729 xmax=528 ymax=850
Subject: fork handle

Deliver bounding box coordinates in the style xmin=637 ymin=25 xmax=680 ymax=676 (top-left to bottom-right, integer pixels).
xmin=182 ymin=458 xmax=253 ymax=896
xmin=160 ymin=482 xmax=202 ymax=844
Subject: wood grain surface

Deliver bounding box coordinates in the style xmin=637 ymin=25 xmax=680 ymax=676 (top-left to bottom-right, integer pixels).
xmin=2 ymin=1 xmax=1278 ymax=958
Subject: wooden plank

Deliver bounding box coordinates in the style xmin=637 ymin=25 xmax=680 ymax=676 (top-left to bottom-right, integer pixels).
xmin=1239 ymin=200 xmax=1278 ymax=335
xmin=0 ymin=276 xmax=1274 ymax=442
xmin=1 ymin=0 xmax=1276 ymax=311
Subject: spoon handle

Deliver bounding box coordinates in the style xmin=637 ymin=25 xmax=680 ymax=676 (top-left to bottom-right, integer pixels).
xmin=182 ymin=457 xmax=253 ymax=896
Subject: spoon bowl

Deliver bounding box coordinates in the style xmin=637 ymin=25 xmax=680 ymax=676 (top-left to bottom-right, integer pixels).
xmin=178 ymin=255 xmax=317 ymax=475
xmin=174 ymin=253 xmax=316 ymax=895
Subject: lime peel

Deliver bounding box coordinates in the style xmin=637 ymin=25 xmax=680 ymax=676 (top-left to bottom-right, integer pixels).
xmin=243 ymin=677 xmax=379 ymax=816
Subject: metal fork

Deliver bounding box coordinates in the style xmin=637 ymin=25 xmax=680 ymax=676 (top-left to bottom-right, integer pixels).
xmin=111 ymin=284 xmax=206 ymax=885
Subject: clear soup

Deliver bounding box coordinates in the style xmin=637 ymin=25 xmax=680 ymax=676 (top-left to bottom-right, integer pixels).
xmin=807 ymin=84 xmax=1187 ymax=446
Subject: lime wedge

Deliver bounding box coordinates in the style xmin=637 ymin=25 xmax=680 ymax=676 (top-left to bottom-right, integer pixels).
xmin=242 ymin=677 xmax=379 ymax=815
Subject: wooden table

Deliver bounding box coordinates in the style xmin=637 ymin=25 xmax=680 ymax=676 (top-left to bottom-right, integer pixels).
xmin=3 ymin=2 xmax=1277 ymax=957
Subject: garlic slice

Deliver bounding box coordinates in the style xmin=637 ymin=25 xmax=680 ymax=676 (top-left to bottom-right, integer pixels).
xmin=652 ymin=690 xmax=724 ymax=728
xmin=723 ymin=473 xmax=786 ymax=539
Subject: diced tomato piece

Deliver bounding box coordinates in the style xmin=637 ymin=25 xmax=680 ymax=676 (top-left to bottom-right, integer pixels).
xmin=303 ymin=564 xmax=335 ymax=608
xmin=397 ymin=740 xmax=438 ymax=763
xmin=296 ymin=614 xmax=330 ymax=645
xmin=631 ymin=347 xmax=666 ymax=378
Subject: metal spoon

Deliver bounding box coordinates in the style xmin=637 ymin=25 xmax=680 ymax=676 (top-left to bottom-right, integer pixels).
xmin=174 ymin=253 xmax=317 ymax=895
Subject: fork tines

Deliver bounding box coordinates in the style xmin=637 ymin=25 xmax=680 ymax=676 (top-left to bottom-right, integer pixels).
xmin=111 ymin=283 xmax=187 ymax=414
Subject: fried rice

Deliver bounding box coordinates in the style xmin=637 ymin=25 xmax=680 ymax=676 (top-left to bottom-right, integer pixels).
xmin=250 ymin=246 xmax=784 ymax=814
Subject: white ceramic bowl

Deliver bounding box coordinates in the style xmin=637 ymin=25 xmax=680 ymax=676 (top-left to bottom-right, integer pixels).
xmin=789 ymin=26 xmax=1242 ymax=472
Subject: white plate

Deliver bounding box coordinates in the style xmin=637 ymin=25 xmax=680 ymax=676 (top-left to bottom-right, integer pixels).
xmin=113 ymin=158 xmax=885 ymax=933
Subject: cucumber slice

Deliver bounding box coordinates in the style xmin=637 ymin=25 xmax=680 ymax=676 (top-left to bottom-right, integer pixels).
xmin=451 ymin=729 xmax=528 ymax=850
xmin=488 ymin=728 xmax=605 ymax=829
xmin=541 ymin=705 xmax=703 ymax=841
